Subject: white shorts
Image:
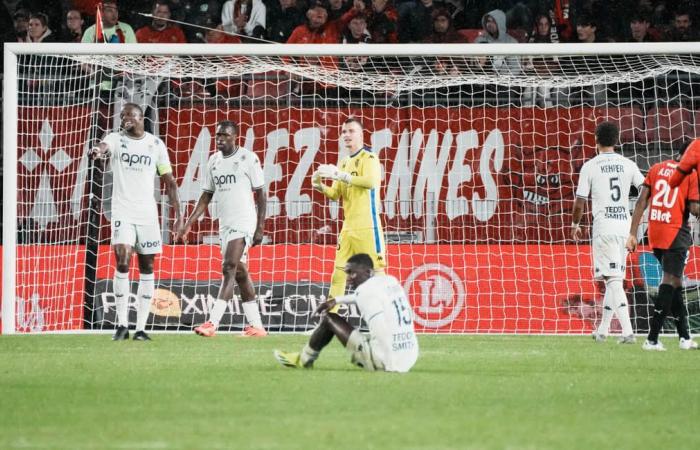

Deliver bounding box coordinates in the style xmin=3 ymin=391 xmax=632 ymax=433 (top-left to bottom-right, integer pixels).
xmin=592 ymin=235 xmax=627 ymax=280
xmin=111 ymin=219 xmax=162 ymax=255
xmin=346 ymin=330 xmax=386 ymax=372
xmin=220 ymin=227 xmax=252 ymax=264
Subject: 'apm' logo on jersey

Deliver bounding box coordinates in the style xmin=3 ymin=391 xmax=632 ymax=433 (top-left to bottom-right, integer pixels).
xmin=121 ymin=153 xmax=152 ymax=167
xmin=214 ymin=174 xmax=237 ymax=186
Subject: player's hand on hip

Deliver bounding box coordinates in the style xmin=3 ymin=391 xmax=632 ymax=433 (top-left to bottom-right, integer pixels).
xmin=314 ymin=299 xmax=336 ymax=316
xmin=571 ymin=224 xmax=582 ymax=242
xmin=625 ymin=235 xmax=638 ymax=252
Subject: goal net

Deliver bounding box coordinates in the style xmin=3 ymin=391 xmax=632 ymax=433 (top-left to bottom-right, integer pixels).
xmin=3 ymin=43 xmax=700 ymax=335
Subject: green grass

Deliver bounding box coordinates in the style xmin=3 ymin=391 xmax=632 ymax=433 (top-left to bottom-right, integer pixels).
xmin=1 ymin=335 xmax=699 ymax=450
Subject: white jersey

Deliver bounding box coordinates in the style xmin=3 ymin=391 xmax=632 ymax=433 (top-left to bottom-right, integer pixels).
xmin=202 ymin=147 xmax=265 ymax=233
xmin=575 ymin=152 xmax=644 ymax=238
xmin=102 ymin=131 xmax=172 ymax=225
xmin=341 ymin=275 xmax=419 ymax=373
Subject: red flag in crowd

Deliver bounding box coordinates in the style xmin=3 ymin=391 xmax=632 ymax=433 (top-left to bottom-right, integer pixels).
xmin=94 ymin=3 xmax=104 ymax=42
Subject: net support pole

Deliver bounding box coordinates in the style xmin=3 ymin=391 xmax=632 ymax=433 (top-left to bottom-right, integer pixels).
xmin=3 ymin=48 xmax=18 ymax=335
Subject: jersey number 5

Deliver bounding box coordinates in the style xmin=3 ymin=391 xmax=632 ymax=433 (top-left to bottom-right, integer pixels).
xmin=609 ymin=177 xmax=621 ymax=202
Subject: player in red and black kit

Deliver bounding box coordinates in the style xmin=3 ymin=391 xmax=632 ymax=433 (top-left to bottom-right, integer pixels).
xmin=627 ymin=141 xmax=700 ymax=351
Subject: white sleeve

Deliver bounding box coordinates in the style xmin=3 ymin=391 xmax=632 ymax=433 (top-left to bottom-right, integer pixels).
xmin=248 ymin=153 xmax=265 ymax=189
xmin=101 ymin=132 xmax=119 ymax=153
xmin=202 ymin=158 xmax=215 ymax=193
xmin=221 ymin=1 xmax=235 ymax=33
xmin=632 ymin=164 xmax=645 ymax=189
xmin=575 ymin=163 xmax=591 ymax=199
xmin=245 ymin=0 xmax=266 ymax=35
xmin=334 ymin=293 xmax=357 ymax=305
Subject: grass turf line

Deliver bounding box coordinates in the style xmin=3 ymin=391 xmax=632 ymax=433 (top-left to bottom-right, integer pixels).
xmin=1 ymin=335 xmax=699 ymax=450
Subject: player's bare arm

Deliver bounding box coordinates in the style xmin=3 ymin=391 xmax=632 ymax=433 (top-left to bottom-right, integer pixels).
xmin=314 ymin=298 xmax=337 ymax=315
xmin=626 ymin=185 xmax=651 ymax=252
xmin=176 ymin=191 xmax=213 ymax=243
xmin=571 ymin=197 xmax=586 ymax=241
xmin=161 ymin=172 xmax=184 ymax=240
xmin=253 ymin=186 xmax=267 ymax=246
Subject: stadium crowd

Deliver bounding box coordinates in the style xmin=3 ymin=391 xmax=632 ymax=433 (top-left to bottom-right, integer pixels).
xmin=0 ymin=0 xmax=697 ymax=45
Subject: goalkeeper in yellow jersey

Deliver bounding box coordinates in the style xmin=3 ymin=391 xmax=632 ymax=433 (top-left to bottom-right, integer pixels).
xmin=313 ymin=117 xmax=386 ymax=303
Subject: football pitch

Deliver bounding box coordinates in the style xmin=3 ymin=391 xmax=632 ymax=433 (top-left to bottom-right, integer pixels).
xmin=1 ymin=335 xmax=699 ymax=450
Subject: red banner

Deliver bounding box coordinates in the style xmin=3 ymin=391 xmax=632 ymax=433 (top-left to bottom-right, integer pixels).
xmin=162 ymin=106 xmax=602 ymax=243
xmin=7 ymin=243 xmax=700 ymax=333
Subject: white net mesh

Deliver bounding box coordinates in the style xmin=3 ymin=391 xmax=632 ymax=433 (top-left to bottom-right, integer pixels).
xmin=6 ymin=46 xmax=700 ymax=334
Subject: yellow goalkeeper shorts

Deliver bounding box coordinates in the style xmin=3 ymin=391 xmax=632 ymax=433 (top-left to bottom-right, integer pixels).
xmin=334 ymin=228 xmax=387 ymax=272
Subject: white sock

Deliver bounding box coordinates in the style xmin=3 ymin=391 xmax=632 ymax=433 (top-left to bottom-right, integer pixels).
xmin=136 ymin=273 xmax=154 ymax=332
xmin=597 ymin=283 xmax=615 ymax=335
xmin=242 ymin=299 xmax=264 ymax=329
xmin=114 ymin=271 xmax=130 ymax=328
xmin=609 ymin=278 xmax=634 ymax=336
xmin=300 ymin=344 xmax=319 ymax=366
xmin=209 ymin=299 xmax=228 ymax=328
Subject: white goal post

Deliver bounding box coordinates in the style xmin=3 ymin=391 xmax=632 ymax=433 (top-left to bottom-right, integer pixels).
xmin=3 ymin=42 xmax=700 ymax=335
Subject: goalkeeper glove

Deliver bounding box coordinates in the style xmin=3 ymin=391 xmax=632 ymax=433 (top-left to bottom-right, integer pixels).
xmin=317 ymin=164 xmax=351 ymax=183
xmin=311 ymin=170 xmax=324 ymax=192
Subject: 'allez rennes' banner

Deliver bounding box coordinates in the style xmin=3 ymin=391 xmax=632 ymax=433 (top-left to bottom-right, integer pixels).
xmin=163 ymin=106 xmax=600 ymax=243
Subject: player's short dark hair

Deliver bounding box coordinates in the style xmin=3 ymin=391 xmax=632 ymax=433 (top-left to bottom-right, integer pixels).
xmin=347 ymin=253 xmax=374 ymax=270
xmin=595 ymin=121 xmax=619 ymax=147
xmin=122 ymin=102 xmax=144 ymax=115
xmin=218 ymin=120 xmax=239 ymax=134
xmin=343 ymin=116 xmax=364 ymax=129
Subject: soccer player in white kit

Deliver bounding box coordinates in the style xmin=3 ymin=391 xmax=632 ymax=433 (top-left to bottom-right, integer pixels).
xmin=571 ymin=122 xmax=644 ymax=344
xmin=177 ymin=121 xmax=268 ymax=337
xmin=90 ymin=103 xmax=183 ymax=341
xmin=274 ymin=253 xmax=419 ymax=372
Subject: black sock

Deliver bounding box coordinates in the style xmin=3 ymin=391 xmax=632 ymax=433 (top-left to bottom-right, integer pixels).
xmin=672 ymin=287 xmax=690 ymax=340
xmin=648 ymin=284 xmax=674 ymax=343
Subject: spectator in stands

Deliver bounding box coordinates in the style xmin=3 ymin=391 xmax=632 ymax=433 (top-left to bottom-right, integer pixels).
xmin=59 ymin=9 xmax=85 ymax=43
xmin=441 ymin=0 xmax=466 ymax=29
xmin=19 ymin=13 xmax=55 ymax=43
xmin=81 ymin=0 xmax=137 ymax=43
xmin=72 ymin=0 xmax=101 ymax=19
xmin=529 ymin=13 xmax=556 ymax=42
xmin=628 ymin=10 xmax=658 ymax=42
xmin=344 ymin=0 xmax=398 ymax=43
xmin=341 ymin=11 xmax=372 ymax=42
xmin=574 ymin=13 xmax=601 ymax=43
xmin=328 ymin=0 xmax=352 ymax=21
xmin=287 ymin=1 xmax=341 ymax=44
xmin=203 ymin=17 xmax=242 ymax=43
xmin=663 ymin=7 xmax=698 ymax=41
xmin=221 ymin=0 xmax=267 ymax=41
xmin=266 ymin=0 xmax=305 ymax=43
xmin=13 ymin=9 xmax=29 ymax=40
xmin=398 ymin=0 xmax=442 ymax=43
xmin=136 ymin=2 xmax=187 ymax=43
xmin=474 ymin=9 xmax=522 ymax=75
xmin=423 ymin=8 xmax=466 ymax=43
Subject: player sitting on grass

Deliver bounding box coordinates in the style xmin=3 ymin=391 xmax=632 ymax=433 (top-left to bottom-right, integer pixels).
xmin=274 ymin=253 xmax=418 ymax=372
xmin=628 ymin=140 xmax=700 ymax=351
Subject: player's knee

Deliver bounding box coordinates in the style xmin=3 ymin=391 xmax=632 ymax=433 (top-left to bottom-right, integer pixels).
xmin=115 ymin=263 xmax=130 ymax=273
xmin=234 ymin=265 xmax=248 ymax=283
xmin=222 ymin=260 xmax=238 ymax=277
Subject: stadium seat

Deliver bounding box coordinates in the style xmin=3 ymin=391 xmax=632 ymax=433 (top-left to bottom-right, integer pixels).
xmin=594 ymin=107 xmax=645 ymax=144
xmin=645 ymin=106 xmax=693 ymax=143
xmin=507 ymin=29 xmax=529 ymax=43
xmin=457 ymin=29 xmax=482 ymax=43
